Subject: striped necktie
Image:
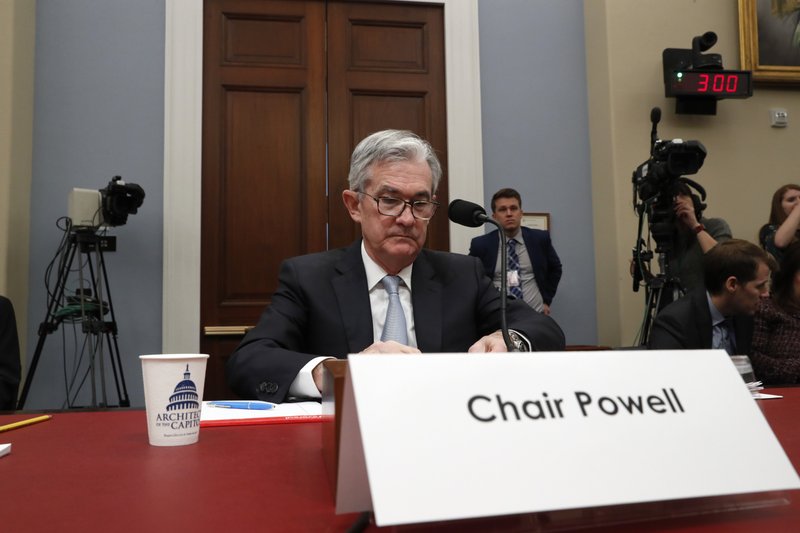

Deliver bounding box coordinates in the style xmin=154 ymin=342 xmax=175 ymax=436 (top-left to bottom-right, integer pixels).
xmin=718 ymin=319 xmax=736 ymax=355
xmin=507 ymin=238 xmax=524 ymax=300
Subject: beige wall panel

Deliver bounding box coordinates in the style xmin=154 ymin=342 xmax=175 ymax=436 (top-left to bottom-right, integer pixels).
xmin=587 ymin=0 xmax=800 ymax=346
xmin=0 ymin=0 xmax=35 ymax=362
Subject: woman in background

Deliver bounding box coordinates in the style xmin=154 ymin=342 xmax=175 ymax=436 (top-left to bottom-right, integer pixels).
xmin=751 ymin=242 xmax=800 ymax=385
xmin=759 ymin=184 xmax=800 ymax=262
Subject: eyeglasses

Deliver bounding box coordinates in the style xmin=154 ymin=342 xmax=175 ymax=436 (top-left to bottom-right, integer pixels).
xmin=359 ymin=192 xmax=439 ymax=220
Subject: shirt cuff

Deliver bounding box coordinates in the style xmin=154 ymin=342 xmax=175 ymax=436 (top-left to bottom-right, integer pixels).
xmin=288 ymin=356 xmax=333 ymax=399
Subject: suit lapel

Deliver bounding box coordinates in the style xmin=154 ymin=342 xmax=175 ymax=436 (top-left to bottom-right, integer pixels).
xmin=487 ymin=230 xmax=500 ymax=275
xmin=521 ymin=227 xmax=541 ymax=276
xmin=411 ymin=251 xmax=443 ymax=352
xmin=693 ymin=290 xmax=714 ymax=349
xmin=332 ymin=242 xmax=374 ymax=353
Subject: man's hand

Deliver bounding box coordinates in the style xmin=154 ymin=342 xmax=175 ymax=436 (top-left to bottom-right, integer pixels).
xmin=311 ymin=361 xmax=326 ymax=393
xmin=360 ymin=340 xmax=421 ymax=354
xmin=468 ymin=330 xmax=510 ymax=353
xmin=542 ymin=303 xmax=551 ymax=316
xmin=310 ymin=341 xmax=421 ymax=392
xmin=674 ymin=193 xmax=720 ymax=253
xmin=674 ymin=194 xmax=699 ymax=229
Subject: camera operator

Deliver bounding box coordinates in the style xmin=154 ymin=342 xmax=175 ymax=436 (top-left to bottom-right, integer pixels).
xmin=669 ymin=183 xmax=732 ymax=292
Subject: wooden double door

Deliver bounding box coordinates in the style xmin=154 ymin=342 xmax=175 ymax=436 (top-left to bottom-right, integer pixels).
xmin=200 ymin=0 xmax=448 ymax=399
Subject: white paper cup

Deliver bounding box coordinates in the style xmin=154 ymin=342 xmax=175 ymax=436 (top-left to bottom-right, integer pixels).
xmin=140 ymin=354 xmax=209 ymax=446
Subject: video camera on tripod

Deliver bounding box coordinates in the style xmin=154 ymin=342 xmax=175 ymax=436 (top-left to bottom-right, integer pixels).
xmin=632 ymin=107 xmax=708 ymax=263
xmin=631 ymin=107 xmax=708 ymax=345
xmin=18 ymin=176 xmax=145 ymax=410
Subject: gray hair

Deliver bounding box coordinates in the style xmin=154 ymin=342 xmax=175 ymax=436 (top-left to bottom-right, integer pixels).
xmin=347 ymin=129 xmax=442 ymax=193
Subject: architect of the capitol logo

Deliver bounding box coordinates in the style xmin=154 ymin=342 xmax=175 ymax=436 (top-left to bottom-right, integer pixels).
xmin=166 ymin=364 xmax=200 ymax=410
xmin=155 ymin=365 xmax=201 ymax=430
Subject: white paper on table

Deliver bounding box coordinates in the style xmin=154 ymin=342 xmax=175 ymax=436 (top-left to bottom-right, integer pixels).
xmin=200 ymin=400 xmax=321 ymax=422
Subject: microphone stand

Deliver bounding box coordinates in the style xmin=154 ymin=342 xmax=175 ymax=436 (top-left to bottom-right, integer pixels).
xmin=484 ymin=218 xmax=517 ymax=352
xmin=447 ymin=199 xmax=520 ymax=352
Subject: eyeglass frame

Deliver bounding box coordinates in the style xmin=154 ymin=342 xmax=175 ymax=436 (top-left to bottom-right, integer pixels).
xmin=358 ymin=191 xmax=440 ymax=221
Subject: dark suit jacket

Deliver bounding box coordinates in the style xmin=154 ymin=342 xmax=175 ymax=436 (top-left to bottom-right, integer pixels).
xmin=648 ymin=289 xmax=754 ymax=354
xmin=226 ymin=241 xmax=566 ymax=402
xmin=1 ymin=296 xmax=21 ymax=411
xmin=469 ymin=227 xmax=562 ymax=305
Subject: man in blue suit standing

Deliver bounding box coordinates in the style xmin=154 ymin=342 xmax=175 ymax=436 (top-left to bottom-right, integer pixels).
xmin=469 ymin=188 xmax=562 ymax=315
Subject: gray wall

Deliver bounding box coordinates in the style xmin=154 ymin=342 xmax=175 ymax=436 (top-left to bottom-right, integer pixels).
xmin=24 ymin=0 xmax=164 ymax=409
xmin=478 ymin=0 xmax=597 ymax=345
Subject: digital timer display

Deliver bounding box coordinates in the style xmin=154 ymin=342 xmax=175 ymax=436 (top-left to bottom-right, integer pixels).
xmin=667 ymin=70 xmax=752 ymax=98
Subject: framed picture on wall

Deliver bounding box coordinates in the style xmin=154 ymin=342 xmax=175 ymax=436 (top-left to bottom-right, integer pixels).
xmin=739 ymin=0 xmax=800 ymax=85
xmin=523 ymin=212 xmax=550 ymax=231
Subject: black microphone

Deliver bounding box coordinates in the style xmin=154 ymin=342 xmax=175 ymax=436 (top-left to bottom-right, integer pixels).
xmin=650 ymin=106 xmax=661 ymax=125
xmin=649 ymin=107 xmax=661 ymax=156
xmin=448 ymin=199 xmax=519 ymax=352
xmin=448 ymin=199 xmax=490 ymax=227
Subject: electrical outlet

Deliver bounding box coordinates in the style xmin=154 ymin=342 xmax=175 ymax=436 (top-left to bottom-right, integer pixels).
xmin=770 ymin=108 xmax=788 ymax=128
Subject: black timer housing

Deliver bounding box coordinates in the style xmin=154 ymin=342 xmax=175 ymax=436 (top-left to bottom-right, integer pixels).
xmin=666 ymin=70 xmax=752 ymax=99
xmin=662 ymin=31 xmax=753 ymax=115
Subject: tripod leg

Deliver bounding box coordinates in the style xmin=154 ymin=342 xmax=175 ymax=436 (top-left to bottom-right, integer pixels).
xmin=100 ymin=256 xmax=130 ymax=407
xmin=17 ymin=237 xmax=80 ymax=409
xmin=87 ymin=239 xmax=130 ymax=408
xmin=94 ymin=332 xmax=108 ymax=408
xmin=640 ymin=284 xmax=663 ymax=347
xmin=106 ymin=328 xmax=130 ymax=407
xmin=18 ymin=326 xmax=52 ymax=410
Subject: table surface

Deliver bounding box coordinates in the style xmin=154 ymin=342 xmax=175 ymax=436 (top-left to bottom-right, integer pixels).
xmin=1 ymin=388 xmax=799 ymax=532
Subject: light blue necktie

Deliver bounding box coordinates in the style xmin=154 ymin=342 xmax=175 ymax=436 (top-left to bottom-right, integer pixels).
xmin=507 ymin=238 xmax=524 ymax=300
xmin=717 ymin=319 xmax=736 ymax=355
xmin=380 ymin=275 xmax=408 ymax=345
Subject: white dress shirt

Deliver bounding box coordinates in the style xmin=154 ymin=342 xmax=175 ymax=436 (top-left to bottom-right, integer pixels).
xmin=492 ymin=229 xmax=545 ymax=311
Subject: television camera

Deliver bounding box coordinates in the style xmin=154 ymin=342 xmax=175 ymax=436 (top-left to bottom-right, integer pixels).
xmin=631 ymin=107 xmax=708 ymax=344
xmin=68 ymin=176 xmax=145 ymax=228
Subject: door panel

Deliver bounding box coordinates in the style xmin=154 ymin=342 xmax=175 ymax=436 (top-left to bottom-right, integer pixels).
xmin=201 ymin=0 xmax=447 ymax=400
xmin=202 ymin=0 xmax=326 ymax=399
xmin=327 ymin=1 xmax=448 ymax=251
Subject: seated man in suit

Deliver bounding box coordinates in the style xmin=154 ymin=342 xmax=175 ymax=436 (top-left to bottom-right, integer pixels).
xmin=648 ymin=239 xmax=774 ymax=354
xmin=469 ymin=188 xmax=562 ymax=314
xmin=227 ymin=130 xmax=566 ymax=402
xmin=1 ymin=295 xmax=21 ymax=411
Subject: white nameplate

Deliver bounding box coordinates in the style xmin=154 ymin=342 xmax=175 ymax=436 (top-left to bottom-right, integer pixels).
xmin=335 ymin=350 xmax=800 ymax=526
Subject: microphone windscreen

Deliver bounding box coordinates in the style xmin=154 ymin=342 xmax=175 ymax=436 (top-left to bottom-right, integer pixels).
xmin=448 ymin=199 xmax=487 ymax=228
xmin=650 ymin=107 xmax=661 ymax=124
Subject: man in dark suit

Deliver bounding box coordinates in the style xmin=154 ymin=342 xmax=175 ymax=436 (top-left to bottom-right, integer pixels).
xmin=648 ymin=239 xmax=774 ymax=354
xmin=227 ymin=130 xmax=565 ymax=402
xmin=1 ymin=295 xmax=21 ymax=411
xmin=469 ymin=188 xmax=562 ymax=314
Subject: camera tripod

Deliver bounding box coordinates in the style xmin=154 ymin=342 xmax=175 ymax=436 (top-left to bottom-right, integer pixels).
xmin=638 ymin=270 xmax=685 ymax=346
xmin=17 ymin=227 xmax=130 ymax=409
